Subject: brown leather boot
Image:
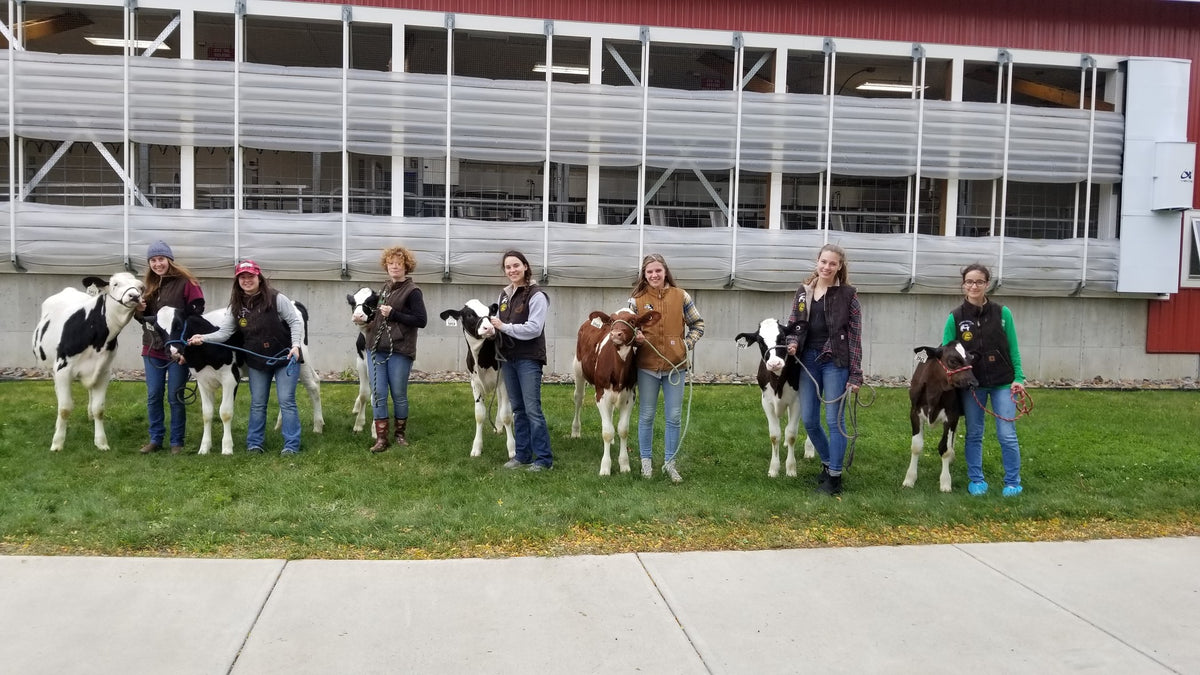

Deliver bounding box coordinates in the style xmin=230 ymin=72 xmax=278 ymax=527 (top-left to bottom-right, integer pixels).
xmin=394 ymin=418 xmax=408 ymax=446
xmin=369 ymin=419 xmax=390 ymax=453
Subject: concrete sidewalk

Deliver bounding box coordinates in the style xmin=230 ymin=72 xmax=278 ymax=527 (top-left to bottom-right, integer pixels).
xmin=2 ymin=537 xmax=1196 ymax=674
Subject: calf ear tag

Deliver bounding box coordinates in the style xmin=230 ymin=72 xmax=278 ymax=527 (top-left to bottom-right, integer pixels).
xmin=914 ymin=351 xmax=928 ymax=364
xmin=444 ymin=317 xmax=458 ymax=328
xmin=590 ymin=317 xmax=604 ymax=329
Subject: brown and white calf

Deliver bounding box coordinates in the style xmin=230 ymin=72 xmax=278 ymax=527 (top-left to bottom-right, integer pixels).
xmin=571 ymin=307 xmax=661 ymax=475
xmin=439 ymin=300 xmax=515 ymax=458
xmin=734 ymin=318 xmax=815 ymax=477
xmin=902 ymin=341 xmax=978 ymax=492
xmin=32 ymin=272 xmax=145 ymax=451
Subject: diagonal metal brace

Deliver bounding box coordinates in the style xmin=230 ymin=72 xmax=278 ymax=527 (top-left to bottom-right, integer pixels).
xmin=91 ymin=141 xmax=153 ymax=207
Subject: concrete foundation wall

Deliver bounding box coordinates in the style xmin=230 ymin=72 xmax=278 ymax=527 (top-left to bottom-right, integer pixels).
xmin=6 ymin=274 xmax=1198 ymax=382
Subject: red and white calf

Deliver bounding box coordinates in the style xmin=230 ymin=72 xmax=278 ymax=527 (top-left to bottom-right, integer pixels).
xmin=571 ymin=307 xmax=660 ymax=475
xmin=902 ymin=341 xmax=978 ymax=492
xmin=439 ymin=300 xmax=515 ymax=458
xmin=32 ymin=272 xmax=145 ymax=451
xmin=735 ymin=318 xmax=815 ymax=477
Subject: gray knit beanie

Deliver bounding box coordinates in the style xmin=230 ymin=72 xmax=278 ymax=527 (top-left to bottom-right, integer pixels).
xmin=147 ymin=240 xmax=174 ymax=261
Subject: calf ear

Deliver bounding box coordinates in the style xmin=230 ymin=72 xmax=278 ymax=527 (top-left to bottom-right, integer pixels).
xmin=346 ymin=293 xmax=356 ymax=306
xmin=81 ymin=276 xmax=108 ymax=295
xmin=488 ymin=303 xmax=499 ymax=316
xmin=638 ymin=310 xmax=661 ymax=328
xmin=186 ymin=298 xmax=206 ymax=317
xmin=913 ymin=346 xmax=939 ymax=363
xmin=588 ymin=310 xmax=609 ymax=323
xmin=734 ymin=333 xmax=756 ymax=347
xmin=438 ymin=309 xmax=460 ymax=321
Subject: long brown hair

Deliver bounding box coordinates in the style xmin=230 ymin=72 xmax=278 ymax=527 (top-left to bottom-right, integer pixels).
xmin=143 ymin=259 xmax=198 ymax=300
xmin=228 ymin=272 xmax=277 ymax=317
xmin=801 ymin=244 xmax=850 ymax=286
xmin=501 ymin=249 xmax=533 ymax=285
xmin=631 ymin=253 xmax=678 ymax=296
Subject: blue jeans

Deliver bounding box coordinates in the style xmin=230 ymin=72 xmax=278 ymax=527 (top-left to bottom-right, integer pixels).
xmin=144 ymin=355 xmax=189 ymax=446
xmin=799 ymin=350 xmax=850 ymax=473
xmin=247 ymin=363 xmax=301 ymax=452
xmin=637 ymin=368 xmax=685 ymax=463
xmin=368 ymin=351 xmax=413 ymax=420
xmin=501 ymin=359 xmax=552 ymax=467
xmin=961 ymin=385 xmax=1022 ymax=487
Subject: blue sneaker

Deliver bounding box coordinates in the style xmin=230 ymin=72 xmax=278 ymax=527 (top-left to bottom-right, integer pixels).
xmin=967 ymin=481 xmax=989 ymax=496
xmin=1002 ymin=485 xmax=1024 ymax=497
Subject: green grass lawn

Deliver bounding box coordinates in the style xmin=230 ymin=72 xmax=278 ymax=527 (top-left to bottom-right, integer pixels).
xmin=1 ymin=380 xmax=1197 ymax=559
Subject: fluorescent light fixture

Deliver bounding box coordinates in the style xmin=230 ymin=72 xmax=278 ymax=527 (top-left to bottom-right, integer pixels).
xmin=856 ymin=81 xmax=926 ymax=93
xmin=85 ymin=36 xmax=170 ymax=50
xmin=532 ymin=63 xmax=589 ymax=76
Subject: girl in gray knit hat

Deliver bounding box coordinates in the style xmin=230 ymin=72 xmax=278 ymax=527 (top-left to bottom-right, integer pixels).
xmin=136 ymin=241 xmax=204 ymax=455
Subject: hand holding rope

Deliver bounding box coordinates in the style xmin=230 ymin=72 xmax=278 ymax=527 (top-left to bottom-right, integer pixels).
xmin=787 ymin=347 xmax=874 ymax=469
xmin=971 ymin=382 xmax=1034 ymax=422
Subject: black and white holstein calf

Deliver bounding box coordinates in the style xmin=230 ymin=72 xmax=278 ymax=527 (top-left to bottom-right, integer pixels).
xmin=277 ymin=300 xmax=324 ymax=434
xmin=902 ymin=341 xmax=978 ymax=492
xmin=150 ymin=304 xmax=243 ymax=455
xmin=734 ymin=318 xmax=815 ymax=477
xmin=439 ymin=300 xmax=515 ymax=458
xmin=32 ymin=272 xmax=145 ymax=451
xmin=347 ymin=287 xmax=380 ymax=436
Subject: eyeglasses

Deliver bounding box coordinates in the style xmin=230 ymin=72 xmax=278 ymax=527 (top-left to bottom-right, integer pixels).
xmin=962 ymin=279 xmax=988 ymax=287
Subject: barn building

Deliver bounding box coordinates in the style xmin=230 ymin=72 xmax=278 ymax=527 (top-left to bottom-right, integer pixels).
xmin=4 ymin=0 xmax=1200 ymax=382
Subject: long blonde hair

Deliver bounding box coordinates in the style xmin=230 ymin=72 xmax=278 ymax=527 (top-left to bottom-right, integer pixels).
xmin=631 ymin=253 xmax=678 ymax=296
xmin=801 ymin=244 xmax=849 ymax=286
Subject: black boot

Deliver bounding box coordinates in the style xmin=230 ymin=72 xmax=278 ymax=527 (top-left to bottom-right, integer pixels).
xmin=817 ymin=473 xmax=843 ymax=496
xmin=815 ymin=465 xmax=830 ymax=485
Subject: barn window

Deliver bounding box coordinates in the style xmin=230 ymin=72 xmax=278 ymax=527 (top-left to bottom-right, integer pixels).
xmin=1182 ymin=216 xmax=1200 ymax=289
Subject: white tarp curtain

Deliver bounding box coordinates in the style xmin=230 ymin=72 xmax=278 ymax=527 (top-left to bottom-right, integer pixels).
xmin=3 ymin=203 xmax=1119 ymax=295
xmin=0 ymin=50 xmax=1124 ymax=182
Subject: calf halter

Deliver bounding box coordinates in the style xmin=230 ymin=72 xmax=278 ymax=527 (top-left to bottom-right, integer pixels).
xmin=610 ymin=318 xmax=639 ymax=344
xmin=939 ymin=359 xmax=974 ymax=383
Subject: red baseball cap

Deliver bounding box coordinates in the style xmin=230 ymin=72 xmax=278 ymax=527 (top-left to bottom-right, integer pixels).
xmin=235 ymin=259 xmax=262 ymax=277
